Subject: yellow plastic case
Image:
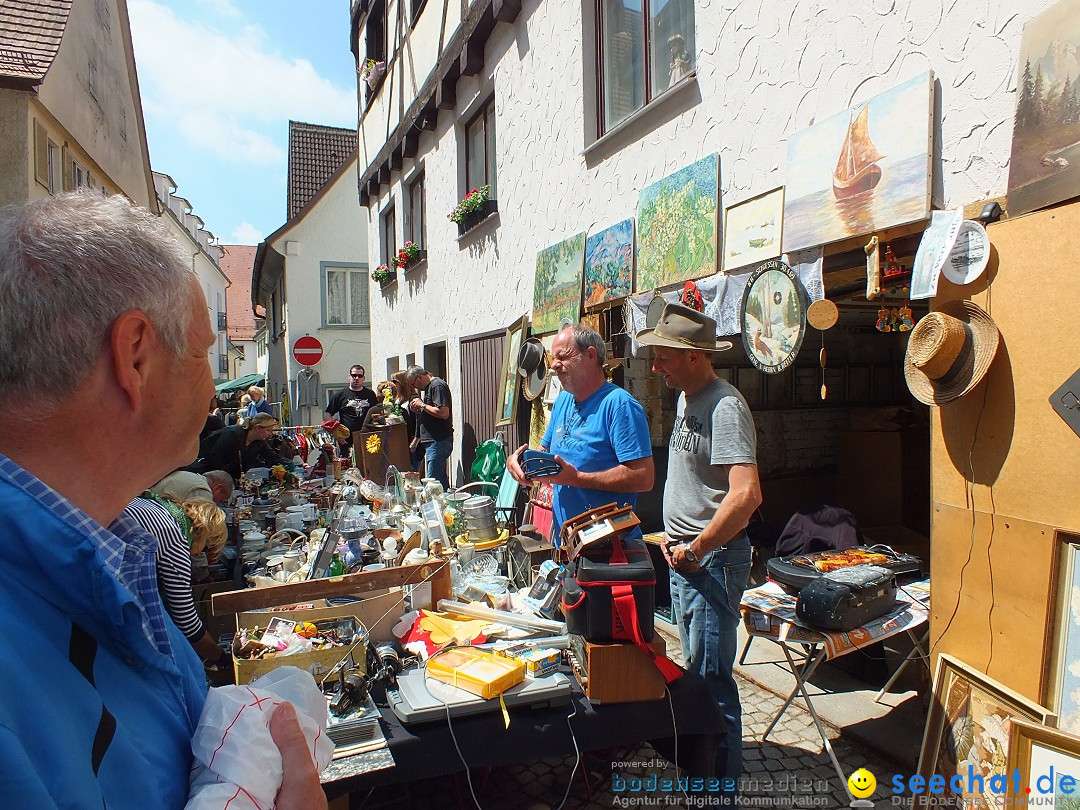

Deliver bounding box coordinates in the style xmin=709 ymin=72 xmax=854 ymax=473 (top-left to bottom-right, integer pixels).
xmin=426 ymin=647 xmax=525 ymax=699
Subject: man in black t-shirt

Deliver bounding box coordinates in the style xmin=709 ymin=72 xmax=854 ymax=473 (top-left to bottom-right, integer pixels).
xmin=324 ymin=365 xmax=379 ymax=454
xmin=406 ymin=365 xmax=454 ymax=488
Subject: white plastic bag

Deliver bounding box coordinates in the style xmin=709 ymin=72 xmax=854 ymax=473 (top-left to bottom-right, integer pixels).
xmin=186 ymin=666 xmax=335 ymax=809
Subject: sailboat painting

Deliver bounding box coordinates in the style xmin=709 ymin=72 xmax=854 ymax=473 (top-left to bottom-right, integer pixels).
xmin=783 ymin=72 xmax=934 ymax=253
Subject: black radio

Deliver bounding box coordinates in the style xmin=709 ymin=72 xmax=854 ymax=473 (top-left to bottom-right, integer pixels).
xmin=795 ymin=565 xmax=897 ymax=631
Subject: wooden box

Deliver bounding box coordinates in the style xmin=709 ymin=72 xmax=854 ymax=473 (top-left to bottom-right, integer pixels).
xmin=355 ymin=422 xmax=410 ymax=482
xmin=568 ymin=634 xmax=667 ymax=703
xmin=232 ymin=612 xmax=365 ymax=686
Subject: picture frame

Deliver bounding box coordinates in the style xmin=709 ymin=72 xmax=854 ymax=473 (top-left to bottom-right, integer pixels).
xmin=918 ymin=653 xmax=1054 ymax=807
xmin=722 ymin=187 xmax=785 ymax=273
xmin=543 ymin=370 xmax=563 ymax=406
xmin=495 ymin=315 xmax=527 ymax=428
xmin=1043 ymin=532 xmax=1080 ymax=732
xmin=1007 ymin=718 xmax=1080 ymax=799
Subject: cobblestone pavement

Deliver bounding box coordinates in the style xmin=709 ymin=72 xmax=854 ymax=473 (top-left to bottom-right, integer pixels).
xmin=352 ymin=670 xmax=903 ymax=810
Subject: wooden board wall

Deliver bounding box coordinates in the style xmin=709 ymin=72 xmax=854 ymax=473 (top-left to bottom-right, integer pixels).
xmin=931 ymin=202 xmax=1080 ymax=702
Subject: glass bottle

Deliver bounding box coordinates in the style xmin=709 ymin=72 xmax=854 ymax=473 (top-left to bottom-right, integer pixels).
xmin=328 ymin=552 xmax=345 ymax=577
xmin=443 ymin=492 xmax=469 ymax=545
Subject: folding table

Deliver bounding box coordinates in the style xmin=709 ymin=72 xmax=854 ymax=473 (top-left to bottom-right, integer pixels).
xmin=739 ymin=580 xmax=930 ymax=789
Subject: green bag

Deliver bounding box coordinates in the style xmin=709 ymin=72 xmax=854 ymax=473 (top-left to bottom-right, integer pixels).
xmin=470 ymin=437 xmax=507 ymax=484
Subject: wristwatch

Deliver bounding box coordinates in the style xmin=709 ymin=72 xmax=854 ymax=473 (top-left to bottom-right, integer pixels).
xmin=682 ymin=545 xmax=699 ymax=565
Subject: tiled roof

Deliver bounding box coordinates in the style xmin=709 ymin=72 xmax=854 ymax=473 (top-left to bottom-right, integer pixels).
xmin=219 ymin=244 xmax=260 ymax=341
xmin=0 ymin=0 xmax=71 ymax=86
xmin=287 ymin=120 xmax=356 ymax=220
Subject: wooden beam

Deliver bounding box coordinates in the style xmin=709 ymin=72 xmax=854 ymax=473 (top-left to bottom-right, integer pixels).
xmin=377 ymin=164 xmax=390 ymax=184
xmin=418 ymin=108 xmax=437 ymax=131
xmin=211 ymin=560 xmax=451 ymax=615
xmin=436 ymin=74 xmax=457 ymax=111
xmin=389 ymin=149 xmax=402 ymax=171
xmin=359 ymin=188 xmax=369 ymax=207
xmin=460 ymin=38 xmax=485 ymax=76
xmin=402 ymin=128 xmax=420 ymax=159
xmin=493 ymin=0 xmax=521 ymax=23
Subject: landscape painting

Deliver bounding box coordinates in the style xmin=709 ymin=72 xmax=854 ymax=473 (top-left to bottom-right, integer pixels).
xmin=783 ymin=72 xmax=934 ymax=253
xmin=723 ymin=188 xmax=785 ymax=272
xmin=584 ymin=219 xmax=634 ymax=307
xmin=1007 ymin=0 xmax=1080 ymax=217
xmin=532 ymin=232 xmax=586 ymax=335
xmin=636 ymin=153 xmax=719 ymax=292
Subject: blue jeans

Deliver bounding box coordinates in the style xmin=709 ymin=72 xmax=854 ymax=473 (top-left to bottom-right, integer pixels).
xmin=423 ymin=437 xmax=453 ymax=489
xmin=670 ymin=535 xmax=752 ymax=796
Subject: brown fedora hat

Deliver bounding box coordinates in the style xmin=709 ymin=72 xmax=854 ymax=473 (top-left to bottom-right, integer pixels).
xmin=904 ymin=301 xmax=1000 ymax=405
xmin=635 ymin=302 xmax=733 ymax=352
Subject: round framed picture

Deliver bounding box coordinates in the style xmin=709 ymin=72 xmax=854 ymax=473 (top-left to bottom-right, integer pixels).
xmin=740 ymin=259 xmax=809 ymax=374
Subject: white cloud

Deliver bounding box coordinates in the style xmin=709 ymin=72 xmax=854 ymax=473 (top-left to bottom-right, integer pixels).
xmin=231 ymin=222 xmax=263 ymax=244
xmin=195 ymin=0 xmax=241 ymax=18
xmin=129 ymin=0 xmax=356 ymax=164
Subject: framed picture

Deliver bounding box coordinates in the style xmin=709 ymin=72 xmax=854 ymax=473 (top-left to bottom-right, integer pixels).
xmin=1007 ymin=719 xmax=1080 ymax=799
xmin=636 ymin=153 xmax=720 ymax=292
xmin=740 ymin=259 xmax=808 ymax=375
xmin=918 ymin=653 xmax=1054 ymax=808
xmin=1007 ymin=0 xmax=1080 ymax=218
xmin=543 ymin=370 xmax=563 ymax=406
xmin=783 ymin=71 xmax=933 ymax=253
xmin=722 ymin=187 xmax=784 ymax=272
xmin=1044 ymin=532 xmax=1080 ymax=732
xmin=584 ymin=219 xmax=634 ymax=308
xmin=532 ymin=233 xmax=586 ymax=335
xmin=495 ymin=315 xmax=527 ymax=427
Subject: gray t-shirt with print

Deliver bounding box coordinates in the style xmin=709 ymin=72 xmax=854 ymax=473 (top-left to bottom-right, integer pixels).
xmin=663 ymin=378 xmax=757 ymax=541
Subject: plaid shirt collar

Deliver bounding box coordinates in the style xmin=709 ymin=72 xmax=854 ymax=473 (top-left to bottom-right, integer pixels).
xmin=0 ymin=453 xmax=173 ymax=654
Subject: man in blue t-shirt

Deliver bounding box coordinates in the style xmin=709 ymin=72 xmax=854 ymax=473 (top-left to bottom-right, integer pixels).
xmin=508 ymin=323 xmax=654 ymax=542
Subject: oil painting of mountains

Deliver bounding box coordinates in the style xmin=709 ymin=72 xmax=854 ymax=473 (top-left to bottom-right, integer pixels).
xmin=636 ymin=154 xmax=719 ymax=292
xmin=532 ymin=232 xmax=586 ymax=335
xmin=584 ymin=219 xmax=634 ymax=308
xmin=783 ymin=72 xmax=934 ymax=253
xmin=1008 ymin=0 xmax=1080 ymax=217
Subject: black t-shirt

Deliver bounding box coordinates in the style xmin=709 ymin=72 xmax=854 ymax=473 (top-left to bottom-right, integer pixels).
xmin=326 ymin=386 xmax=379 ymax=432
xmin=418 ymin=377 xmax=453 ymax=442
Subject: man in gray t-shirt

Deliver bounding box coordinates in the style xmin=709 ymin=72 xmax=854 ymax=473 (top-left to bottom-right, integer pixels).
xmin=637 ymin=303 xmax=762 ymax=799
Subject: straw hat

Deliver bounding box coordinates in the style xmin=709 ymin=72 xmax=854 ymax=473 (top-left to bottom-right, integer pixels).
xmin=903 ymin=301 xmax=1000 ymax=405
xmin=516 ymin=338 xmax=547 ymax=401
xmin=635 ymin=302 xmax=733 ymax=352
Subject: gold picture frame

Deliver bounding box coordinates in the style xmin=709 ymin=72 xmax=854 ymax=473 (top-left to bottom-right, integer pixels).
xmin=917 ymin=653 xmax=1054 ymax=807
xmin=1007 ymin=719 xmax=1080 ymax=799
xmin=495 ymin=315 xmax=527 ymax=428
xmin=722 ymin=186 xmax=785 ymax=273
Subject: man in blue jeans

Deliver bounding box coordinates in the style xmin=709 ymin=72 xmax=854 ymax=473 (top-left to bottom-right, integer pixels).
xmin=637 ymin=303 xmax=762 ymax=803
xmin=406 ymin=365 xmax=454 ymax=489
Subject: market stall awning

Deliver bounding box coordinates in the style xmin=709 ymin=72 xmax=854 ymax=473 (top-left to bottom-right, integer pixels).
xmin=215 ymin=373 xmax=264 ymax=395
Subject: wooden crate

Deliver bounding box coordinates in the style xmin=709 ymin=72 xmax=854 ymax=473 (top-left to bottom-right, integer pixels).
xmin=568 ymin=635 xmax=668 ymax=703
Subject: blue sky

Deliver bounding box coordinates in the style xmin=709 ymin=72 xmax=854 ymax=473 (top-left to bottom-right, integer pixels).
xmin=128 ymin=0 xmax=359 ymax=245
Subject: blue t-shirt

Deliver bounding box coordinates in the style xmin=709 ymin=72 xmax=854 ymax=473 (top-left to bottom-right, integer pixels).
xmin=542 ymin=382 xmax=652 ymax=541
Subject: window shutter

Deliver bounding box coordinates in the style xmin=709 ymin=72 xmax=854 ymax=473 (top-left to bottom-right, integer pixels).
xmin=61 ymin=145 xmax=74 ymax=191
xmin=33 ymin=121 xmax=48 ymax=187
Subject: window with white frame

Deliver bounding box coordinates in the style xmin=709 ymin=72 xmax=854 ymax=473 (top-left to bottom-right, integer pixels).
xmin=596 ymin=0 xmax=695 ymax=133
xmin=464 ymin=98 xmax=497 ymax=200
xmin=407 ymin=172 xmax=426 ymax=249
xmin=324 ymin=265 xmax=370 ymax=327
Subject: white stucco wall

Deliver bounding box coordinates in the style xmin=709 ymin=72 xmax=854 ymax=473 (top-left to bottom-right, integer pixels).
xmin=271 ymin=158 xmax=371 ymax=425
xmin=364 ymin=0 xmax=1056 ymax=464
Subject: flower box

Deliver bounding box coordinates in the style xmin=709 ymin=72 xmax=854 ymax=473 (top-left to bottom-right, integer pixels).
xmin=455 ymin=199 xmax=498 ymax=237
xmin=399 ymin=248 xmax=427 ymax=272
xmin=371 ymin=264 xmax=396 ymax=289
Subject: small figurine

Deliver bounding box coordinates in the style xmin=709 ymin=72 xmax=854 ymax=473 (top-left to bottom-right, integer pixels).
xmin=876 ymin=306 xmax=892 ymax=332
xmin=896 ymin=305 xmax=914 ymax=332
xmin=668 ymin=34 xmax=692 ymax=87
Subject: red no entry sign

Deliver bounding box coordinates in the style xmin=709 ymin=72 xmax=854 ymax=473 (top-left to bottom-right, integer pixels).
xmin=292 ymin=335 xmax=323 ymax=366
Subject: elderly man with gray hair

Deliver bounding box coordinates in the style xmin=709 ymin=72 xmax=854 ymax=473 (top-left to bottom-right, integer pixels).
xmin=405 ymin=364 xmax=454 ymax=488
xmin=0 ymin=192 xmax=325 ymax=808
xmin=507 ymin=322 xmax=654 ymax=542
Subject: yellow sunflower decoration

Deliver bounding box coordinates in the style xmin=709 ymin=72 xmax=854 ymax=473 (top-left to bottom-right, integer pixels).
xmin=365 ymin=434 xmax=382 ymax=455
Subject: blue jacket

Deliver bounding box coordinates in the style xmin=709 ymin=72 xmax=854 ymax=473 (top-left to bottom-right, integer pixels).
xmin=0 ymin=474 xmax=207 ymax=808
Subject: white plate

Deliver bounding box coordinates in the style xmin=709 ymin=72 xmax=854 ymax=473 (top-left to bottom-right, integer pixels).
xmin=942 ymin=220 xmax=989 ymax=286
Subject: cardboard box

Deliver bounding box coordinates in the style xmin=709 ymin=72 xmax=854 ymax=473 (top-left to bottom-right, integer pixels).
xmin=426 ymin=647 xmax=525 ymax=699
xmin=236 ymin=589 xmax=404 ymax=643
xmin=232 ymin=590 xmax=405 ymax=685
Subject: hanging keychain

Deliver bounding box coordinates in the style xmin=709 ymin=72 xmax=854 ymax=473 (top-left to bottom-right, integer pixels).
xmin=806 ymin=299 xmax=839 ymax=401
